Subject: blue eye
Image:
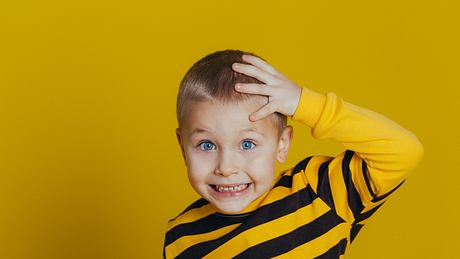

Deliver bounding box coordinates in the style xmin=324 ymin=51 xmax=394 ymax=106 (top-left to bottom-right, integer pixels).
xmin=198 ymin=141 xmax=215 ymax=151
xmin=197 ymin=140 xmax=256 ymax=151
xmin=241 ymin=140 xmax=256 ymax=150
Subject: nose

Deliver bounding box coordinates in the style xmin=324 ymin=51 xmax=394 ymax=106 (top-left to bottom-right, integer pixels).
xmin=214 ymin=149 xmax=239 ymax=177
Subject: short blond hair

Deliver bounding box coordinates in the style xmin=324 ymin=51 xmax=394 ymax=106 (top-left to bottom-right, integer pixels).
xmin=176 ymin=49 xmax=287 ymax=138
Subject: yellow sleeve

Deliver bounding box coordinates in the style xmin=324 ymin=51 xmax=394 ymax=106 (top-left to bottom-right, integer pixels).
xmin=291 ymin=87 xmax=424 ymax=225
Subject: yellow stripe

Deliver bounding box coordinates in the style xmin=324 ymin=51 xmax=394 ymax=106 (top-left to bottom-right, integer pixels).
xmin=361 ymin=197 xmax=386 ymax=214
xmin=280 ymin=167 xmax=295 ymax=177
xmin=274 ymin=222 xmax=350 ymax=258
xmin=304 ymin=154 xmax=355 ymax=223
xmin=350 ymin=154 xmax=388 ymax=214
xmin=262 ymin=167 xmax=312 ymax=205
xmin=350 ymin=153 xmax=376 ymax=208
xmin=303 ymin=156 xmax=334 ymax=193
xmin=351 ymin=153 xmax=374 ymax=200
xmin=328 ymin=154 xmax=356 ymax=223
xmin=165 ymin=223 xmax=241 ymax=258
xmin=203 ymin=197 xmax=331 ymax=258
xmin=339 ymin=153 xmax=388 ymax=216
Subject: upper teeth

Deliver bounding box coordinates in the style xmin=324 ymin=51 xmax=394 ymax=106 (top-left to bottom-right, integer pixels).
xmin=214 ymin=184 xmax=248 ymax=192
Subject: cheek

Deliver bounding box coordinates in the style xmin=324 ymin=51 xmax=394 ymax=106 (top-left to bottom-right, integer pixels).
xmin=244 ymin=149 xmax=277 ymax=182
xmin=186 ymin=152 xmax=216 ymax=179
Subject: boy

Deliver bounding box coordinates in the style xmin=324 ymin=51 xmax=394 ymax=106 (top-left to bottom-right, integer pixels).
xmin=163 ymin=49 xmax=424 ymax=258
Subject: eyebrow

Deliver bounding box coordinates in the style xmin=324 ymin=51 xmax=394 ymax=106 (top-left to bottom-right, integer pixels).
xmin=190 ymin=127 xmax=265 ymax=137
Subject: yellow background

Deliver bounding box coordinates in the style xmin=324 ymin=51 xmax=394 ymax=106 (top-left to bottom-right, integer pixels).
xmin=0 ymin=0 xmax=458 ymax=258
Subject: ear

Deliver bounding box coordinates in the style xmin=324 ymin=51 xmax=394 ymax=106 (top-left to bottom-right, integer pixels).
xmin=276 ymin=126 xmax=293 ymax=163
xmin=176 ymin=128 xmax=187 ymax=166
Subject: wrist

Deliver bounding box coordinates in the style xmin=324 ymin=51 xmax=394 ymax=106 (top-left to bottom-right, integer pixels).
xmin=291 ymin=87 xmax=327 ymax=129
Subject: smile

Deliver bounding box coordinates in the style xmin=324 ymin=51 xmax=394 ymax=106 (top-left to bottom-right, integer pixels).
xmin=210 ymin=183 xmax=251 ymax=193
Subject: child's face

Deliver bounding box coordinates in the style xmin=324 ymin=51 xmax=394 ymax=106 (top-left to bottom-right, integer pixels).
xmin=176 ymin=98 xmax=293 ymax=213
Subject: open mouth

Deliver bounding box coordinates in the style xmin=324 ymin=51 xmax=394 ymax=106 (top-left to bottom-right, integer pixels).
xmin=209 ymin=183 xmax=252 ymax=193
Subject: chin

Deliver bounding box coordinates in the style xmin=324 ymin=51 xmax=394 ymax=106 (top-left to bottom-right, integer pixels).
xmin=212 ymin=200 xmax=249 ymax=214
xmin=209 ymin=188 xmax=269 ymax=214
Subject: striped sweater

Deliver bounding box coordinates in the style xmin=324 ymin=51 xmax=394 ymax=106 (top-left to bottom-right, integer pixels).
xmin=163 ymin=87 xmax=424 ymax=258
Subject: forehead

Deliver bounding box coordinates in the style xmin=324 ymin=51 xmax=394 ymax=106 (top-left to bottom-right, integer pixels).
xmin=183 ymin=99 xmax=277 ymax=138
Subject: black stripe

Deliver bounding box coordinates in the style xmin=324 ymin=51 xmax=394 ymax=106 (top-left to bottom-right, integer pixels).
xmin=273 ymin=174 xmax=293 ymax=188
xmin=349 ymin=201 xmax=388 ymax=244
xmin=362 ymin=156 xmax=406 ymax=203
xmin=371 ymin=179 xmax=406 ymax=203
xmin=292 ymin=156 xmax=314 ymax=175
xmin=234 ymin=210 xmax=346 ymax=258
xmin=361 ymin=159 xmax=376 ymax=197
xmin=355 ymin=201 xmax=385 ymax=223
xmin=317 ymin=159 xmax=336 ymax=212
xmin=346 ymin=201 xmax=386 ymax=245
xmin=314 ymin=238 xmax=348 ymax=258
xmin=165 ymin=212 xmax=247 ymax=247
xmin=169 ymin=198 xmax=209 ymax=222
xmin=176 ymin=185 xmax=320 ymax=258
xmin=350 ymin=223 xmax=364 ymax=243
xmin=273 ymin=155 xmax=314 ymax=188
xmin=342 ymin=150 xmax=365 ymax=219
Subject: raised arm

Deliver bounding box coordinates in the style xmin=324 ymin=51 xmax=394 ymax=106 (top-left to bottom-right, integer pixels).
xmin=231 ymin=54 xmax=424 ymax=225
xmin=291 ymin=87 xmax=424 ymax=224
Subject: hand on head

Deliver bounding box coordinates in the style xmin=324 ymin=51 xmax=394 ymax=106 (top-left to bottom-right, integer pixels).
xmin=232 ymin=54 xmax=303 ymax=122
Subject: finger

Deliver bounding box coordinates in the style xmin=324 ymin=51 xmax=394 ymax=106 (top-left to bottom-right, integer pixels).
xmin=250 ymin=103 xmax=278 ymax=122
xmin=242 ymin=54 xmax=282 ymax=76
xmin=232 ymin=63 xmax=277 ymax=84
xmin=235 ymin=83 xmax=273 ymax=96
